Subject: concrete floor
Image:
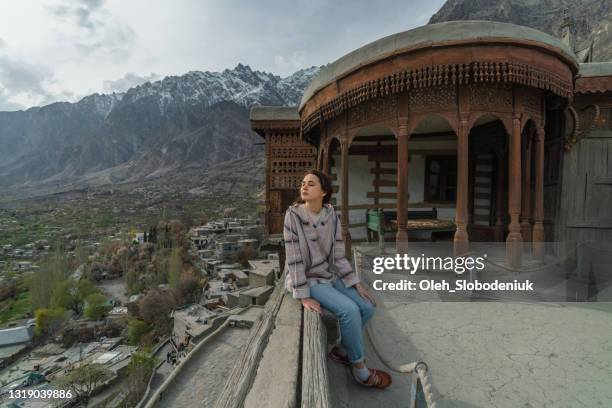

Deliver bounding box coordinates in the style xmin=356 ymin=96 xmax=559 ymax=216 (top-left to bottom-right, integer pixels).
xmin=396 ymin=301 xmax=612 ymax=407
xmin=328 ymin=334 xmax=414 ymax=408
xmin=337 ymin=243 xmax=612 ymax=407
xmin=328 ymin=294 xmax=612 ymax=408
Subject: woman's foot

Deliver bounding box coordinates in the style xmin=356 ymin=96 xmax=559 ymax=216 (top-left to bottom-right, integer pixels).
xmin=351 ymin=366 xmax=392 ymax=389
xmin=328 ymin=345 xmax=350 ymax=366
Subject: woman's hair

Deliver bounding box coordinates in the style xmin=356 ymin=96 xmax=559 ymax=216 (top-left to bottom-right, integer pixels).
xmin=293 ymin=169 xmax=333 ymax=205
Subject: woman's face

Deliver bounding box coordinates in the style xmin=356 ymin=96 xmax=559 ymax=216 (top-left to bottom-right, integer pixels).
xmin=300 ymin=173 xmax=326 ymax=203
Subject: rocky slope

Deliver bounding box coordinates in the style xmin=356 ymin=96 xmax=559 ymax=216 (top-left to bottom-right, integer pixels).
xmin=429 ymin=0 xmax=612 ymax=61
xmin=0 ymin=64 xmax=319 ymax=189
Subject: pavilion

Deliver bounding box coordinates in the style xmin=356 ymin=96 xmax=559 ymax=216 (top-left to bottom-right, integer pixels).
xmin=251 ymin=20 xmax=612 ymax=267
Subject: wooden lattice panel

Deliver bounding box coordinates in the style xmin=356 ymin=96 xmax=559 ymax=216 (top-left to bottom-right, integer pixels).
xmin=268 ymin=131 xmax=316 ymax=189
xmin=271 ymin=146 xmax=314 ymax=158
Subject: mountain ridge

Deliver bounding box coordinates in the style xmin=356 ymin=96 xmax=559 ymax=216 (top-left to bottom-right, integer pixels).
xmin=0 ymin=64 xmax=320 ymax=190
xmin=429 ymin=0 xmax=612 ymax=62
xmin=4 ymin=0 xmax=611 ymax=193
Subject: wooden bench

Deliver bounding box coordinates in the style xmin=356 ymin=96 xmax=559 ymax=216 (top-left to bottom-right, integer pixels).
xmin=366 ymin=208 xmax=455 ymax=243
xmin=366 ymin=208 xmax=435 ymax=241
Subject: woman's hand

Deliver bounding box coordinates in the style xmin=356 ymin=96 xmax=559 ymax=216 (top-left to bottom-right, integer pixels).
xmin=301 ymin=297 xmax=323 ymax=314
xmin=355 ymin=282 xmax=377 ymax=306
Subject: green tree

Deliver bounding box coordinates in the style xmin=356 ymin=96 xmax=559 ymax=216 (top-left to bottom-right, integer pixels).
xmin=125 ymin=350 xmax=158 ymax=406
xmin=84 ymin=293 xmax=112 ymax=321
xmin=35 ymin=307 xmax=68 ymax=336
xmin=168 ymin=244 xmax=182 ymax=290
xmin=126 ymin=264 xmax=143 ymax=295
xmin=30 ymin=244 xmax=69 ymax=310
xmin=74 ymin=237 xmax=90 ymax=278
xmin=127 ymin=318 xmax=152 ymax=345
xmin=51 ymin=279 xmax=98 ymax=315
xmin=152 ymin=247 xmax=170 ymax=287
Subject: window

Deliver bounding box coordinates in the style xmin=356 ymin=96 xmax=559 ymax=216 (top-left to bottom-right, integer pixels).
xmin=425 ymin=156 xmax=457 ymax=203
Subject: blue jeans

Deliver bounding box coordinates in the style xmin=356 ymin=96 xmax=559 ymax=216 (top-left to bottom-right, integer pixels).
xmin=309 ymin=278 xmax=375 ymax=363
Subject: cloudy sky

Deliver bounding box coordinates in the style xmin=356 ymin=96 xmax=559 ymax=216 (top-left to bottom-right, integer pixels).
xmin=0 ymin=0 xmax=446 ymax=111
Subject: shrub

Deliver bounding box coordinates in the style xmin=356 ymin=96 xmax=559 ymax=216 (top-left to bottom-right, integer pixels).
xmin=35 ymin=307 xmax=68 ymax=336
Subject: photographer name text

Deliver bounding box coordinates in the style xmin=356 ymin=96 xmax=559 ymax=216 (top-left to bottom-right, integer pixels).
xmin=372 ymin=279 xmax=534 ymax=292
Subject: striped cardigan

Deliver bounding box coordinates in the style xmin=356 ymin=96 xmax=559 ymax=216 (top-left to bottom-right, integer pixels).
xmin=283 ymin=203 xmax=359 ymax=299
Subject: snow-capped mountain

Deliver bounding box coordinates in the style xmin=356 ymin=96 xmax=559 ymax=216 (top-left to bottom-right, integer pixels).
xmin=0 ymin=64 xmax=320 ymax=188
xmin=118 ymin=63 xmax=317 ymax=113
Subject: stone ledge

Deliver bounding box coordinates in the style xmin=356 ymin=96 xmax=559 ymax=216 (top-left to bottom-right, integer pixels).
xmin=244 ymin=296 xmax=301 ymax=408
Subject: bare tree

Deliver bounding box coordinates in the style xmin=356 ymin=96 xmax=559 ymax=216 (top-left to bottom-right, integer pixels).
xmin=139 ymin=289 xmax=175 ymax=335
xmin=56 ymin=363 xmax=113 ymax=404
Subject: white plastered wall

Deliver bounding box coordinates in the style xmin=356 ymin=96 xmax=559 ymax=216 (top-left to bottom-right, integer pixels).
xmin=331 ymin=138 xmax=457 ymax=240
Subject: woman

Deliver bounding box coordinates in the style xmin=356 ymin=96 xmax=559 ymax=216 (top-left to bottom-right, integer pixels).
xmin=283 ymin=169 xmax=392 ymax=389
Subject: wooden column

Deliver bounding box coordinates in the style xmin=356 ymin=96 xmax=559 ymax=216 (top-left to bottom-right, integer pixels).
xmin=322 ymin=145 xmax=330 ymax=175
xmin=322 ymin=126 xmax=330 ymax=175
xmin=374 ymin=140 xmax=381 ymax=207
xmin=454 ymin=118 xmax=469 ymax=255
xmin=396 ymin=119 xmax=409 ymax=253
xmin=520 ymin=128 xmax=533 ymax=243
xmin=494 ymin=152 xmax=505 ymax=242
xmin=532 ymin=124 xmax=545 ymax=259
xmin=318 ymin=123 xmax=325 ymax=172
xmin=507 ymin=114 xmax=523 ymax=268
xmin=340 ymin=137 xmax=351 ymax=255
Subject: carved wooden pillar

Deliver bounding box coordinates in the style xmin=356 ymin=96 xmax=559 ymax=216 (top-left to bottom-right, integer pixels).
xmin=532 ymin=124 xmax=546 ymax=259
xmin=507 ymin=114 xmax=523 ymax=268
xmin=454 ymin=117 xmax=469 ymax=255
xmin=396 ymin=118 xmax=409 ymax=254
xmin=494 ymin=151 xmax=505 ymax=242
xmin=340 ymin=137 xmax=351 ymax=255
xmin=520 ymin=128 xmax=533 ymax=243
xmin=321 ymin=125 xmax=330 ymax=175
xmin=322 ymin=144 xmax=330 ymax=175
xmin=318 ymin=123 xmax=325 ymax=172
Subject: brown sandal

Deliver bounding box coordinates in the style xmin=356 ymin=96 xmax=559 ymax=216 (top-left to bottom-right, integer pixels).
xmin=352 ymin=368 xmax=392 ymax=389
xmin=328 ymin=346 xmax=350 ymax=366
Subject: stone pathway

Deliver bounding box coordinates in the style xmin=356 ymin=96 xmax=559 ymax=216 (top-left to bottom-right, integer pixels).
xmin=154 ymin=327 xmax=250 ymax=408
xmin=98 ymin=277 xmax=129 ymax=304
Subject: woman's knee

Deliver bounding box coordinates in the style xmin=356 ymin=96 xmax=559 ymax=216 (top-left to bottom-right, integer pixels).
xmin=335 ymin=301 xmax=361 ymax=323
xmin=361 ymin=301 xmax=375 ymax=322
